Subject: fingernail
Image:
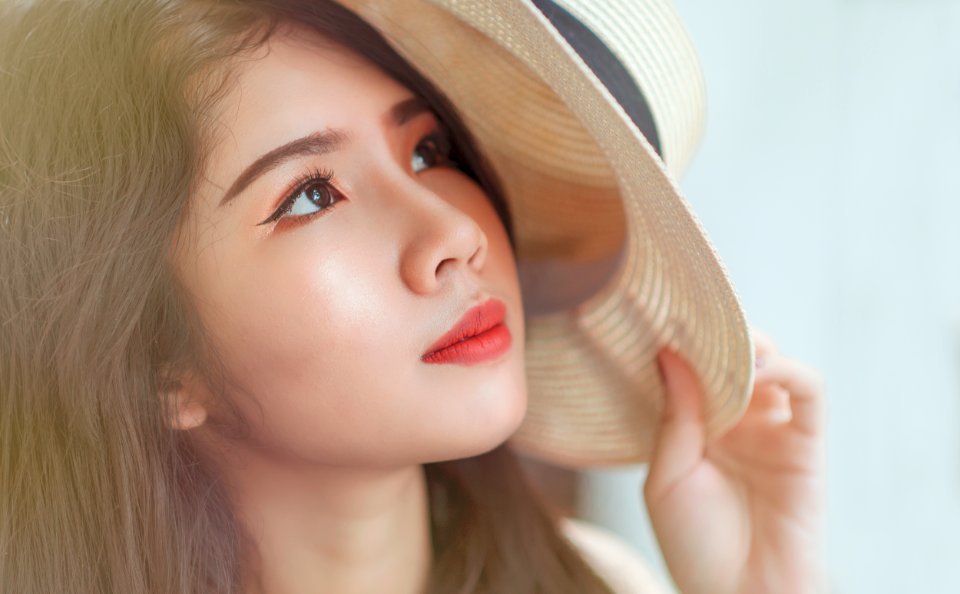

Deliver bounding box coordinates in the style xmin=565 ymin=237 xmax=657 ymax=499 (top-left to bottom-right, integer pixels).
xmin=755 ymin=355 xmax=765 ymax=369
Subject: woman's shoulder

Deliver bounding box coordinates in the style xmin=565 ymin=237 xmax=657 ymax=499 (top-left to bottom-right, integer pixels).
xmin=558 ymin=516 xmax=674 ymax=594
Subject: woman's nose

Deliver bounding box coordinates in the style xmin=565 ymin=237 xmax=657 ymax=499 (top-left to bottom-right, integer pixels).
xmin=394 ymin=178 xmax=489 ymax=295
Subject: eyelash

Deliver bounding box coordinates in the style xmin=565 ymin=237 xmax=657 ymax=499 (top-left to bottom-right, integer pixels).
xmin=257 ymin=130 xmax=455 ymax=230
xmin=256 ymin=167 xmax=338 ymax=229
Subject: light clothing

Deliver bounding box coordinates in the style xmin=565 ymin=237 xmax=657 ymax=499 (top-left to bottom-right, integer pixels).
xmin=559 ymin=517 xmax=674 ymax=594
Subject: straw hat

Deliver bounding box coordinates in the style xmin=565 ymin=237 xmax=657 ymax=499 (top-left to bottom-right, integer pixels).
xmin=337 ymin=0 xmax=755 ymax=468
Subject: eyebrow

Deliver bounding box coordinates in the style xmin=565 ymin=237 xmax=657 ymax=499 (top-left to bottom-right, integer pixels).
xmin=218 ymin=95 xmax=432 ymax=207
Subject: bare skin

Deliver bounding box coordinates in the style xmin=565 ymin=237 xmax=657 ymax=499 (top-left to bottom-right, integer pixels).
xmin=164 ymin=21 xmax=826 ymax=594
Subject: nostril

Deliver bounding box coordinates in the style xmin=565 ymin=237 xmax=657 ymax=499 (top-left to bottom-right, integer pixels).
xmin=469 ymin=225 xmax=488 ymax=268
xmin=435 ymin=256 xmax=456 ymax=278
xmin=467 ymin=235 xmax=486 ymax=272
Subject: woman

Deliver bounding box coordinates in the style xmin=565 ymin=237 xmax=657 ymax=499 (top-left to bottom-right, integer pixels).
xmin=0 ymin=0 xmax=826 ymax=593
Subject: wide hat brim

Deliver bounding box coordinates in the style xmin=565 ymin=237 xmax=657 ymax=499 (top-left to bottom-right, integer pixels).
xmin=337 ymin=0 xmax=755 ymax=468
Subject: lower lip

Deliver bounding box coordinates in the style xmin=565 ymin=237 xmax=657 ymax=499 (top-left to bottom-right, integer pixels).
xmin=422 ymin=323 xmax=512 ymax=366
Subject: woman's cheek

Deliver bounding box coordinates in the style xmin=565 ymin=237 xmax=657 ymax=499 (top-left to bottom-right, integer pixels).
xmin=245 ymin=244 xmax=399 ymax=382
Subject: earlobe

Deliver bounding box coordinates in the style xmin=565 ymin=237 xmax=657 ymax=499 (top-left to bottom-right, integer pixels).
xmin=159 ymin=371 xmax=209 ymax=431
xmin=168 ymin=393 xmax=208 ymax=430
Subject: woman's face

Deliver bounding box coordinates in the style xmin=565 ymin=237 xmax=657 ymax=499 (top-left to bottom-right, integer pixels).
xmin=174 ymin=25 xmax=527 ymax=467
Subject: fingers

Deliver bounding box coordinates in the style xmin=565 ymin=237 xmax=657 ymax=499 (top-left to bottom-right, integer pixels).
xmin=644 ymin=348 xmax=707 ymax=501
xmin=750 ymin=326 xmax=826 ymax=436
xmin=644 ymin=335 xmax=826 ymax=504
xmin=754 ymin=352 xmax=826 ymax=437
xmin=740 ymin=381 xmax=793 ymax=425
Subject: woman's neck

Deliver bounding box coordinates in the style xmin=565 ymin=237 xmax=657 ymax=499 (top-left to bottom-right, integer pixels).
xmin=207 ymin=439 xmax=432 ymax=594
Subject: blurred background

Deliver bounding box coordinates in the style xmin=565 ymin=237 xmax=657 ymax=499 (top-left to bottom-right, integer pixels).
xmin=569 ymin=0 xmax=960 ymax=592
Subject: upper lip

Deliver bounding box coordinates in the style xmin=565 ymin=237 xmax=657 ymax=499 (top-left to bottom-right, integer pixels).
xmin=423 ymin=297 xmax=507 ymax=357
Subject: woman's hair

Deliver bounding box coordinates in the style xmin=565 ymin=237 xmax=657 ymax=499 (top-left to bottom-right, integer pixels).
xmin=0 ymin=1 xmax=616 ymax=592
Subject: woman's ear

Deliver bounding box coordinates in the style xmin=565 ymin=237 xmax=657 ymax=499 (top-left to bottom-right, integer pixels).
xmin=159 ymin=368 xmax=209 ymax=431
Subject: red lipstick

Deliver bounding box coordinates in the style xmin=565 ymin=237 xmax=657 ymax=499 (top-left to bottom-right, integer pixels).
xmin=422 ymin=298 xmax=512 ymax=366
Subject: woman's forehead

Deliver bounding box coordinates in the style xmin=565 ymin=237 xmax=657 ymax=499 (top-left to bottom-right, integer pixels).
xmin=209 ymin=27 xmax=411 ymax=148
xmin=239 ymin=24 xmax=407 ymax=107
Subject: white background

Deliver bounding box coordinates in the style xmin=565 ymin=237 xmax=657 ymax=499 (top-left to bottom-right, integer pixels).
xmin=577 ymin=1 xmax=960 ymax=592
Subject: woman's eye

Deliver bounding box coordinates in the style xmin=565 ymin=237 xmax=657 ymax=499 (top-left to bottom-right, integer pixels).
xmin=287 ymin=180 xmax=340 ymax=217
xmin=411 ymin=132 xmax=453 ymax=173
xmin=258 ymin=170 xmax=342 ymax=228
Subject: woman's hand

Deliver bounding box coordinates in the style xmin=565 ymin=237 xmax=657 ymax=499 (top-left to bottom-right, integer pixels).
xmin=643 ymin=330 xmax=826 ymax=594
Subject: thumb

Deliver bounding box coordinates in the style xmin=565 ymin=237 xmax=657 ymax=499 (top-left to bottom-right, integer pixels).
xmin=644 ymin=348 xmax=708 ymax=502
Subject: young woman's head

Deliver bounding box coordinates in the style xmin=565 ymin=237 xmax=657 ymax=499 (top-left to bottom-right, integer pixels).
xmin=0 ymin=1 xmax=614 ymax=592
xmin=171 ymin=20 xmax=527 ymax=468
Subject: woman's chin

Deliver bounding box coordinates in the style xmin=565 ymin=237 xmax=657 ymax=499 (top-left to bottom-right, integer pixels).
xmin=430 ymin=386 xmax=528 ymax=463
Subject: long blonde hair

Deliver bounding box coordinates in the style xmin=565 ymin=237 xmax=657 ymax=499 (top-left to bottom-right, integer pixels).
xmin=0 ymin=1 xmax=617 ymax=592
